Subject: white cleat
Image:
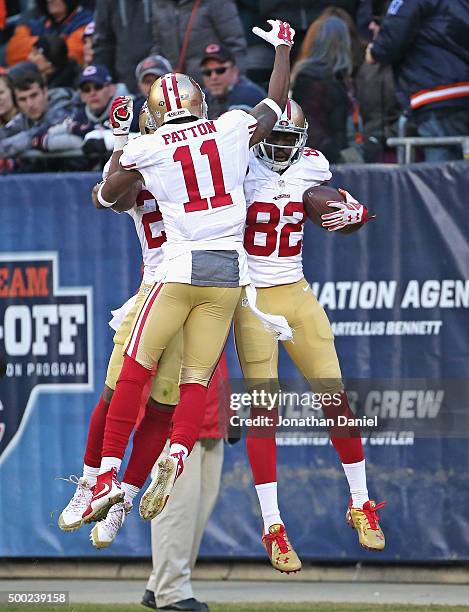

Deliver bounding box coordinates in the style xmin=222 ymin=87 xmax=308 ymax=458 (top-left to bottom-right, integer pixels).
xmin=139 ymin=452 xmax=184 ymax=521
xmin=82 ymin=467 xmax=124 ymax=524
xmin=58 ymin=476 xmax=93 ymax=532
xmin=90 ymin=500 xmax=132 ymax=549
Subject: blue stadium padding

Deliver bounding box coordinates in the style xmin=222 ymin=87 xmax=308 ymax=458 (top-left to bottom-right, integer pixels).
xmin=0 ymin=162 xmax=468 ymax=560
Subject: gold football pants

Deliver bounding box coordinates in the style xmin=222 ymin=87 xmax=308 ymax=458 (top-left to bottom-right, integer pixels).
xmin=234 ymin=278 xmax=342 ymax=395
xmin=126 ymin=282 xmax=241 ymax=387
xmin=105 ymin=282 xmax=182 ymax=405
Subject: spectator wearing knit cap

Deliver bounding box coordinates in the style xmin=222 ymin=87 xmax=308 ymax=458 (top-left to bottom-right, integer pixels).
xmin=132 ymin=54 xmax=173 ymax=132
xmin=135 ymin=54 xmax=172 ymax=98
xmin=28 ymin=34 xmax=80 ymax=89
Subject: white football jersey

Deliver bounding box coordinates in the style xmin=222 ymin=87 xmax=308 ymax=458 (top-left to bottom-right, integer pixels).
xmin=126 ymin=189 xmax=166 ymax=284
xmin=244 ymin=148 xmax=332 ymax=287
xmin=120 ymin=110 xmax=257 ymax=284
xmin=103 ymin=161 xmax=165 ymax=285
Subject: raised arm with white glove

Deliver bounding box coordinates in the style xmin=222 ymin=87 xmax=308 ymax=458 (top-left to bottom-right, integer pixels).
xmin=249 ymin=19 xmax=295 ymax=147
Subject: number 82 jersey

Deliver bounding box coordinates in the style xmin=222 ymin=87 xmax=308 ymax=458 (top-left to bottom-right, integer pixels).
xmin=243 ymin=148 xmax=332 ymax=287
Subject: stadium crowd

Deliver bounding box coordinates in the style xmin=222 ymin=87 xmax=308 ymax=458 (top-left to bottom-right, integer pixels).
xmin=0 ymin=0 xmax=467 ymax=172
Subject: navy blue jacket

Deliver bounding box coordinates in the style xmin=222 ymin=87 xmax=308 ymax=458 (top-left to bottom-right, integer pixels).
xmin=371 ymin=0 xmax=469 ymax=114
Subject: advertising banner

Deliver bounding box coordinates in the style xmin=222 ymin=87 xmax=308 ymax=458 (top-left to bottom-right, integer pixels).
xmin=0 ymin=162 xmax=468 ymax=560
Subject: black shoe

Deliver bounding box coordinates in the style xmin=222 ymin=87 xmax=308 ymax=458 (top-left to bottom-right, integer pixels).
xmin=158 ymin=598 xmax=209 ymax=611
xmin=141 ymin=589 xmax=156 ymax=609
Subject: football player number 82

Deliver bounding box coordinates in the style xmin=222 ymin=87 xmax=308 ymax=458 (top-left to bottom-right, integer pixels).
xmin=174 ymin=139 xmax=234 ymax=212
xmin=244 ymin=201 xmax=306 ymax=257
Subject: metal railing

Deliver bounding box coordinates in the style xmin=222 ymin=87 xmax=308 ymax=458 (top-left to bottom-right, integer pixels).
xmin=387 ymin=136 xmax=469 ymax=164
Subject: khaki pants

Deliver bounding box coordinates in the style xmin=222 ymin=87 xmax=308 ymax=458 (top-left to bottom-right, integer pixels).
xmin=234 ymin=278 xmax=343 ymax=394
xmin=146 ymin=439 xmax=224 ymax=607
xmin=126 ymin=282 xmax=241 ymax=386
xmin=105 ymin=282 xmax=182 ymax=405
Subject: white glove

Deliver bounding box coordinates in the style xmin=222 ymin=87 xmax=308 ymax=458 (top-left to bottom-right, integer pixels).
xmin=321 ymin=189 xmax=372 ymax=232
xmin=252 ymin=19 xmax=295 ymax=48
xmin=109 ymin=96 xmax=133 ymax=137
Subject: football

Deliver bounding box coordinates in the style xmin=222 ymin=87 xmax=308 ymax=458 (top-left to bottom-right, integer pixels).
xmin=302 ymin=185 xmax=364 ymax=234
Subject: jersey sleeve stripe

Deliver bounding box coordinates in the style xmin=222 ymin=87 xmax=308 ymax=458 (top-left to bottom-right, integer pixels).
xmin=121 ymin=162 xmax=137 ymax=169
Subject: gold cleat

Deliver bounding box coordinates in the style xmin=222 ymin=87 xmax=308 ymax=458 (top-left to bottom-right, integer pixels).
xmin=346 ymin=499 xmax=386 ymax=551
xmin=262 ymin=524 xmax=302 ymax=574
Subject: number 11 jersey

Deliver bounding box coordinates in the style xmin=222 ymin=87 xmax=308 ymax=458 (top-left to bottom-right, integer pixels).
xmin=120 ymin=110 xmax=257 ymax=285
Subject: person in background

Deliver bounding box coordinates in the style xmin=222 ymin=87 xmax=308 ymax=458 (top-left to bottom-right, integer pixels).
xmin=0 ymin=67 xmax=74 ymax=169
xmin=258 ymin=0 xmax=372 ymax=59
xmin=235 ymin=0 xmax=267 ymax=87
xmin=82 ymin=20 xmax=94 ymax=66
xmin=28 ymin=34 xmax=79 ymax=88
xmin=150 ymin=0 xmax=246 ymax=85
xmin=132 ymin=54 xmax=173 ymax=125
xmin=201 ymin=43 xmax=265 ymax=119
xmin=93 ymin=0 xmax=154 ymax=94
xmin=43 ymin=63 xmax=130 ymax=161
xmin=367 ymin=0 xmax=469 ymax=162
xmin=5 ymin=0 xmax=93 ymax=67
xmin=291 ymin=16 xmax=354 ymax=163
xmin=294 ymin=6 xmax=365 ymax=77
xmin=135 ymin=54 xmax=172 ymax=99
xmin=0 ymin=73 xmax=19 ymax=127
xmin=355 ymin=12 xmax=400 ymax=162
xmin=141 ymin=355 xmax=230 ymax=612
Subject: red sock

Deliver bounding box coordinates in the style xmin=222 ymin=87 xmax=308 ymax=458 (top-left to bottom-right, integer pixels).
xmin=246 ymin=407 xmax=278 ymax=485
xmin=123 ymin=403 xmax=174 ymax=488
xmin=83 ymin=395 xmax=110 ymax=468
xmin=323 ymin=391 xmax=364 ymax=464
xmin=101 ymin=356 xmax=152 ymax=459
xmin=170 ymin=383 xmax=207 ymax=453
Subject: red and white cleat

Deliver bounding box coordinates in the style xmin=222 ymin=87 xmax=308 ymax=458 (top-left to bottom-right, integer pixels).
xmin=262 ymin=524 xmax=302 ymax=574
xmin=82 ymin=467 xmax=124 ymax=524
xmin=139 ymin=451 xmax=185 ymax=520
xmin=346 ymin=498 xmax=386 ymax=551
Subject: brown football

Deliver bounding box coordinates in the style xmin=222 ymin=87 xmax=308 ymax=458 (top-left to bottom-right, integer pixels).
xmin=302 ymin=185 xmax=364 ymax=234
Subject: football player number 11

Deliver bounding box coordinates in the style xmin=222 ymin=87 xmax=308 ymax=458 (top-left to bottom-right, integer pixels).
xmin=174 ymin=139 xmax=233 ymax=212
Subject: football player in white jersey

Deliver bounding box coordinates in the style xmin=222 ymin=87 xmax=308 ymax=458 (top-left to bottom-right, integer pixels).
xmin=235 ymin=99 xmax=385 ymax=573
xmin=82 ymin=20 xmax=296 ymax=525
xmin=58 ymin=103 xmax=183 ymax=547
